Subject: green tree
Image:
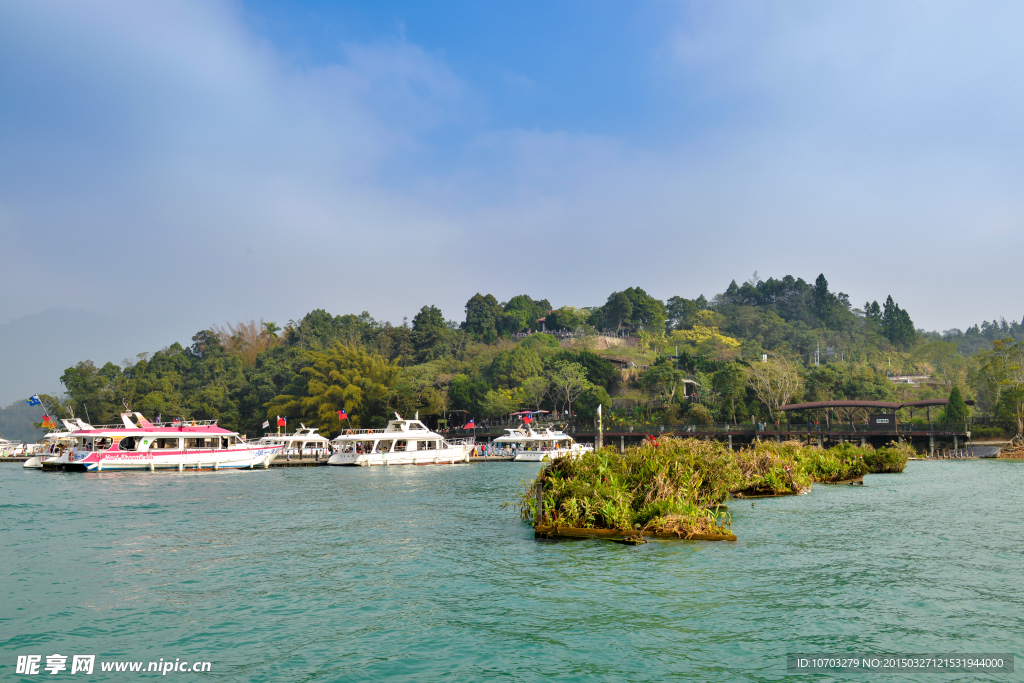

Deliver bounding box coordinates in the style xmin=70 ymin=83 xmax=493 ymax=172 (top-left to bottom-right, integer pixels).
xmin=915 ymin=341 xmax=968 ymax=389
xmin=518 ymin=376 xmax=550 ymax=410
xmin=978 ymin=339 xmax=1024 ymax=439
xmin=640 ymin=363 xmax=687 ymax=404
xmin=500 ymin=294 xmax=551 ymax=334
xmin=881 ymin=295 xmax=916 ymax=350
xmin=479 ymin=389 xmax=520 ymax=419
xmin=665 ymin=296 xmax=705 ymax=331
xmin=264 ymin=343 xmax=401 ymax=434
xmin=550 ymin=350 xmax=616 ymax=388
xmin=550 ymin=360 xmax=591 ymax=416
xmin=943 ymin=386 xmax=969 ymax=424
xmin=463 ymin=293 xmax=502 ymax=342
xmin=545 ymin=306 xmax=591 ymax=332
xmin=520 ymin=333 xmax=561 ymax=352
xmin=599 ymin=287 xmax=666 ymax=333
xmin=712 ymin=364 xmax=746 ymax=424
xmin=745 ymin=358 xmax=802 ymax=422
xmin=411 ymin=305 xmax=449 ymax=361
xmin=490 ymin=347 xmax=543 ymax=388
xmin=604 ymin=292 xmax=633 ymax=331
xmin=574 ymin=386 xmax=612 ymax=422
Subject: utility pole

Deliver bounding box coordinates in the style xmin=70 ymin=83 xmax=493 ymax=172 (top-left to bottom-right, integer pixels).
xmin=815 ymin=341 xmax=820 ymax=367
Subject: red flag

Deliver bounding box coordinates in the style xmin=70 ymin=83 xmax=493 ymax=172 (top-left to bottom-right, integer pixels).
xmin=523 ymin=415 xmax=533 ymax=424
xmin=277 ymin=416 xmax=286 ymax=427
xmin=337 ymin=409 xmax=348 ymax=420
xmin=463 ymin=419 xmax=475 ymax=429
xmin=42 ymin=414 xmax=55 ymax=429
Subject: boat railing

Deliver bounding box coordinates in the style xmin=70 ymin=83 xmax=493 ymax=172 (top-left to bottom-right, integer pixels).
xmin=444 ymin=437 xmax=475 ymax=447
xmin=332 ymin=428 xmax=390 ymax=438
xmin=68 ymin=419 xmax=221 ymax=430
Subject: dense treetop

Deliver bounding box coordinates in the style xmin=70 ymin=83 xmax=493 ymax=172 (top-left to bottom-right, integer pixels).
xmin=7 ymin=272 xmax=1022 ymax=443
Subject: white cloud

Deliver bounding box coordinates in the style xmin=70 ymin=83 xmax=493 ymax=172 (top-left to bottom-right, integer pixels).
xmin=1 ymin=0 xmax=1022 ymax=346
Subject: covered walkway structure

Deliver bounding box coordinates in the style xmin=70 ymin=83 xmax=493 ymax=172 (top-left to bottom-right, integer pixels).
xmin=779 ymin=399 xmax=961 ymax=455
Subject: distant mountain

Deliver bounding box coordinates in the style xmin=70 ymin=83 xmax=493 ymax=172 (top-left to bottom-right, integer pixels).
xmin=0 ymin=308 xmax=185 ymax=406
xmin=0 ymin=400 xmax=46 ymax=442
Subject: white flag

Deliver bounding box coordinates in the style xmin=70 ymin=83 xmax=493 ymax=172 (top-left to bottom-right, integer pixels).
xmin=262 ymin=420 xmax=270 ymax=429
xmin=597 ymin=404 xmax=602 ymax=416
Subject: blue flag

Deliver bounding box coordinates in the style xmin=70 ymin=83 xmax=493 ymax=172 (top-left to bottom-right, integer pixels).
xmin=27 ymin=394 xmax=41 ymax=406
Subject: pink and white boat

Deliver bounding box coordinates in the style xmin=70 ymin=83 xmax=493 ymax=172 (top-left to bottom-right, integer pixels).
xmin=37 ymin=412 xmax=282 ymax=472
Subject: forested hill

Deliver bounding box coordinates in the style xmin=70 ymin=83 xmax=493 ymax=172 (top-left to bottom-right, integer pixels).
xmin=18 ymin=273 xmax=1024 ymax=443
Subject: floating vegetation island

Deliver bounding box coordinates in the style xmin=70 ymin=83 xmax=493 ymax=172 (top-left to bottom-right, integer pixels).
xmin=520 ymin=437 xmax=911 ymax=542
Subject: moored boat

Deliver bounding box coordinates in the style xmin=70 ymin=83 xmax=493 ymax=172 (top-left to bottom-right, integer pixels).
xmin=257 ymin=425 xmax=332 ymax=458
xmin=493 ymin=425 xmax=593 ymax=462
xmin=22 ymin=420 xmax=81 ymax=469
xmin=1 ymin=438 xmax=22 ymax=457
xmin=327 ymin=414 xmax=473 ymax=466
xmin=37 ymin=412 xmax=281 ymax=472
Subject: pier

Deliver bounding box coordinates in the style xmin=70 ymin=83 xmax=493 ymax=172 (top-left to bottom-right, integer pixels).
xmin=456 ymin=422 xmax=971 ymax=456
xmin=270 ymin=458 xmax=328 ymax=467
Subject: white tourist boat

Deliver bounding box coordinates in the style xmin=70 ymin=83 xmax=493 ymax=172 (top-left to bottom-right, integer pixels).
xmin=1 ymin=438 xmax=23 ymax=457
xmin=327 ymin=414 xmax=473 ymax=466
xmin=21 ymin=420 xmax=82 ymax=468
xmin=258 ymin=425 xmax=332 ymax=458
xmin=493 ymin=425 xmax=593 ymax=462
xmin=32 ymin=412 xmax=282 ymax=472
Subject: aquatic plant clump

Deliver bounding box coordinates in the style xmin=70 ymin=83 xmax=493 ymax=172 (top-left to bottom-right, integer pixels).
xmin=731 ymin=440 xmax=812 ymax=495
xmin=864 ymin=441 xmax=912 ymax=473
xmin=798 ymin=442 xmax=870 ymax=483
xmin=520 ymin=438 xmax=738 ymax=536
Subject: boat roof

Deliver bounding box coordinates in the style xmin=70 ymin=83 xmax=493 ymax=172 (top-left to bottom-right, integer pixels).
xmin=66 ymin=412 xmax=235 ymax=436
xmin=494 ymin=426 xmax=572 ymax=441
xmin=263 ymin=425 xmax=331 ymax=442
xmin=331 ymin=416 xmax=442 ymax=441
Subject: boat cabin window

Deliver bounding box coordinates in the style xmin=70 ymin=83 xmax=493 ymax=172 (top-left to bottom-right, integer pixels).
xmin=186 ymin=438 xmax=216 ymax=449
xmin=375 ymin=440 xmax=393 ymax=453
xmin=347 ymin=440 xmax=372 ymax=453
xmin=119 ymin=436 xmax=138 ymax=451
xmin=394 ymin=440 xmax=407 ymax=452
xmin=151 ymin=437 xmax=180 ymax=450
xmin=94 ymin=437 xmax=112 ymax=450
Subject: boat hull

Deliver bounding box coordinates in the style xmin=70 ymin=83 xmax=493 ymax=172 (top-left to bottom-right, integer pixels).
xmin=41 ymin=445 xmax=283 ymax=472
xmin=327 ymin=447 xmax=472 ymax=467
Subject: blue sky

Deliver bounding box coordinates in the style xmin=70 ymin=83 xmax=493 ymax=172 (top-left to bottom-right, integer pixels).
xmin=1 ymin=0 xmax=1023 ymax=403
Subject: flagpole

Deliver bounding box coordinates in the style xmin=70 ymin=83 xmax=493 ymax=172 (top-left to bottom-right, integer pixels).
xmin=597 ymin=403 xmax=603 ymax=451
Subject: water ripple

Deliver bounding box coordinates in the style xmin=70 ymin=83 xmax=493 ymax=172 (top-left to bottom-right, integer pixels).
xmin=0 ymin=461 xmax=1021 ymax=681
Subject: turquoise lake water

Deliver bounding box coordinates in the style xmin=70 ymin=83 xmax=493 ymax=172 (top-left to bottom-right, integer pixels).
xmin=2 ymin=460 xmax=1022 ymax=682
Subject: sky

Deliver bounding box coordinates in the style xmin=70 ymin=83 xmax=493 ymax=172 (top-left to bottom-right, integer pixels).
xmin=1 ymin=0 xmax=1023 ymax=403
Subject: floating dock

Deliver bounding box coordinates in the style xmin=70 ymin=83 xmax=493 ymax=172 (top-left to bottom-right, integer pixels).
xmin=270 ymin=458 xmax=328 ymax=467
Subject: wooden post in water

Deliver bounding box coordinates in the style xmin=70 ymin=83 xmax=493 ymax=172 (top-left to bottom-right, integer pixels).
xmin=535 ymin=482 xmax=544 ymax=525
